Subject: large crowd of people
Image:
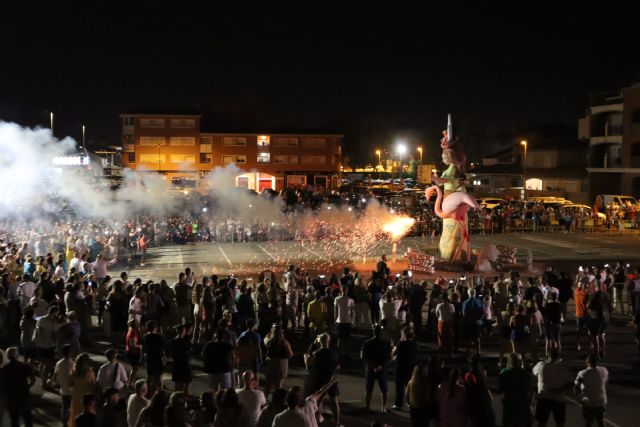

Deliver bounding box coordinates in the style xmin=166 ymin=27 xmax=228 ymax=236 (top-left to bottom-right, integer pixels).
xmin=1 ymin=222 xmax=640 ymax=427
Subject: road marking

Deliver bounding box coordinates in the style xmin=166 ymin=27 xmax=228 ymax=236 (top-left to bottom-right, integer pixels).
xmin=218 ymin=245 xmax=232 ymax=266
xmin=566 ymin=396 xmax=622 ymax=427
xmin=257 ymin=243 xmax=277 ymax=261
xmin=301 ymin=242 xmax=324 ymax=259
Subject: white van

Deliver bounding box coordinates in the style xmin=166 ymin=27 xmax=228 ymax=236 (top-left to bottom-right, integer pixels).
xmin=594 ymin=194 xmax=638 ymax=211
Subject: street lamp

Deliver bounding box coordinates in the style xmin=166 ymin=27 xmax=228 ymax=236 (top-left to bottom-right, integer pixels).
xmin=417 ymin=146 xmax=423 ymax=163
xmin=82 ymin=125 xmax=86 ymax=148
xmin=521 ymin=140 xmax=527 ymax=200
xmin=156 ymin=143 xmax=161 ymax=172
xmin=50 ymin=112 xmax=54 ymax=134
xmin=396 ymin=143 xmax=407 ymax=183
xmin=375 ymin=149 xmax=381 ymax=165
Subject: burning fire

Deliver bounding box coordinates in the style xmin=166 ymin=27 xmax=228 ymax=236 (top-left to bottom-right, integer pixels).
xmin=382 ymin=216 xmax=415 ymax=241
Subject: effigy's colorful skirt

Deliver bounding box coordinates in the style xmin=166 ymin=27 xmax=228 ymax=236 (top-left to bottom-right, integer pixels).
xmin=439 ymin=214 xmax=470 ymax=262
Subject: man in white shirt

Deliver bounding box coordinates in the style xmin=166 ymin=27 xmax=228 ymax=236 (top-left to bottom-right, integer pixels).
xmin=334 ymin=285 xmax=355 ymax=353
xmin=235 ymin=370 xmax=266 ymax=427
xmin=532 ymin=348 xmax=573 ymax=427
xmin=53 ymin=344 xmax=74 ymax=427
xmin=575 ymin=353 xmax=609 ymax=427
xmin=127 ymin=379 xmax=150 ymax=427
xmin=435 ymin=294 xmax=456 ymax=356
xmin=17 ymin=274 xmax=36 ymax=308
xmin=273 ymin=377 xmax=337 ymax=427
xmin=69 ymin=251 xmax=81 ymax=273
xmin=128 ymin=288 xmax=144 ymax=322
xmin=96 ymin=348 xmax=129 ymax=396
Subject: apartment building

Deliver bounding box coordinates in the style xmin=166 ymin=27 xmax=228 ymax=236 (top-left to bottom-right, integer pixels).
xmin=578 ymin=83 xmax=640 ymax=198
xmin=120 ymin=111 xmax=343 ymax=192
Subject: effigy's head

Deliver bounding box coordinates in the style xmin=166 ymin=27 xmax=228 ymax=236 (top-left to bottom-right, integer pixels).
xmin=442 ymin=148 xmax=455 ymax=166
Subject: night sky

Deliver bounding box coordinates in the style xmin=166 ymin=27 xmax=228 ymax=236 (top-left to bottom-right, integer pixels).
xmin=1 ymin=2 xmax=638 ymax=163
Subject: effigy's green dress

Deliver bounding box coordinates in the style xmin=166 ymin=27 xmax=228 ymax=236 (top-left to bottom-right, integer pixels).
xmin=439 ymin=164 xmax=471 ymax=262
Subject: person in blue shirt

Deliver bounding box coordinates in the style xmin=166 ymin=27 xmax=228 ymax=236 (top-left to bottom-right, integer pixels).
xmin=461 ymin=287 xmax=484 ymax=354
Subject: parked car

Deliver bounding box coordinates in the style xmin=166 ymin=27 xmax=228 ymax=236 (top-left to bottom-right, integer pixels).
xmin=595 ymin=194 xmax=639 ymax=211
xmin=477 ymin=197 xmax=508 ymax=210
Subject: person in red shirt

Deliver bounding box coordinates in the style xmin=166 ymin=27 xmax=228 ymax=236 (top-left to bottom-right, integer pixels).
xmin=125 ymin=318 xmax=141 ymax=387
xmin=574 ymin=282 xmax=589 ymax=351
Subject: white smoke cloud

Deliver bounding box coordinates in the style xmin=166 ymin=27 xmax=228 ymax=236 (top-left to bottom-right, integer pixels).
xmin=0 ymin=121 xmax=178 ymax=219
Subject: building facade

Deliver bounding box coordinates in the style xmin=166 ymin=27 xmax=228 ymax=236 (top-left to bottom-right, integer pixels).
xmin=120 ymin=112 xmax=342 ymax=192
xmin=579 ymin=83 xmax=640 ymax=199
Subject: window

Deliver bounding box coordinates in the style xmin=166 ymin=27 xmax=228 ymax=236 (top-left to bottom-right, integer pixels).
xmin=301 ymin=155 xmax=326 ymax=164
xmin=632 ymin=109 xmax=640 ymax=133
xmin=127 ymin=153 xmax=136 ymax=163
xmin=139 ymin=136 xmax=166 ymax=146
xmin=139 ymin=118 xmax=165 ymax=128
xmin=222 ymin=155 xmax=247 ymax=164
xmin=632 ymin=142 xmax=640 ymax=157
xmin=301 ymin=137 xmax=326 ymax=148
xmin=122 ymin=135 xmax=134 ymax=145
xmin=169 ymin=154 xmax=195 ymax=163
xmin=200 ymin=144 xmax=212 ymax=153
xmin=222 ymin=136 xmax=247 ymax=146
xmin=122 ymin=116 xmax=135 ymax=126
xmin=257 ymin=152 xmax=271 ymax=163
xmin=199 ymin=136 xmax=213 ymax=144
xmin=169 ymin=118 xmax=196 ymax=128
xmin=200 ymin=153 xmax=212 ymax=164
xmin=139 ymin=153 xmax=165 ymax=163
xmin=274 ymin=155 xmax=299 ymax=164
xmin=257 ymin=135 xmax=271 ymax=147
xmin=169 ymin=137 xmax=195 ymax=146
xmin=272 ymin=137 xmax=298 ymax=147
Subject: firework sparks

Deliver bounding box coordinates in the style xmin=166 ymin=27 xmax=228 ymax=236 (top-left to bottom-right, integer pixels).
xmin=382 ymin=216 xmax=416 ymax=241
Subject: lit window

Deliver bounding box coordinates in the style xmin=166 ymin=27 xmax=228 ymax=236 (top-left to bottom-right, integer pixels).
xmin=257 ymin=153 xmax=271 ymax=163
xmin=169 ymin=137 xmax=195 ymax=146
xmin=257 ymin=135 xmax=271 ymax=147
xmin=169 ymin=154 xmax=196 ymax=163
xmin=139 ymin=137 xmax=166 ymax=146
xmin=139 ymin=154 xmax=165 ymax=163
xmin=222 ymin=155 xmax=247 ymax=164
xmin=199 ymin=136 xmax=213 ymax=144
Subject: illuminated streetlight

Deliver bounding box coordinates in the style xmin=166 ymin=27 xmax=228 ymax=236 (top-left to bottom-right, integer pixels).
xmin=520 ymin=140 xmax=527 ymax=199
xmin=396 ymin=142 xmax=407 ymax=183
xmin=375 ymin=149 xmax=381 ymax=165
xmin=417 ymin=146 xmax=423 ymax=163
xmin=50 ymin=112 xmax=54 ymax=133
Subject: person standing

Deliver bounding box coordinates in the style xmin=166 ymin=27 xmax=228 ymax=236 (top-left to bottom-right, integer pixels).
xmin=435 ymin=294 xmax=456 ymax=357
xmin=263 ymin=323 xmax=293 ymax=398
xmin=532 ymin=348 xmax=573 ymax=427
xmin=0 ymin=347 xmax=36 ymax=427
xmin=202 ymin=327 xmax=235 ymax=392
xmin=142 ymin=320 xmax=165 ymax=396
xmin=392 ymin=325 xmax=418 ymax=410
xmin=96 ymin=348 xmax=129 ymax=396
xmin=408 ymin=281 xmax=427 ymax=334
xmin=334 ymin=285 xmax=355 ymax=353
xmin=236 ymin=370 xmax=267 ymax=427
xmin=544 ymin=293 xmax=563 ymax=357
xmin=575 ymin=282 xmax=589 ymax=352
xmin=53 ymin=344 xmax=75 ymax=427
xmin=575 ymin=354 xmax=609 ymax=427
xmin=126 ymin=380 xmax=149 ymax=427
xmin=461 ymin=288 xmax=484 ymax=355
xmin=586 ymin=283 xmax=612 ymax=358
xmin=499 ymin=353 xmax=532 ymax=427
xmin=33 ymin=305 xmax=59 ymax=385
xmin=74 ymin=394 xmax=97 ymax=427
xmin=361 ymin=325 xmax=392 ymax=413
xmin=171 ymin=323 xmax=193 ymax=394
xmin=305 ymin=333 xmax=341 ymax=426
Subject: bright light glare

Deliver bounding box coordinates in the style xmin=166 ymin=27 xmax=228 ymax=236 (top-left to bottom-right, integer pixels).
xmin=396 ymin=144 xmax=407 ymax=155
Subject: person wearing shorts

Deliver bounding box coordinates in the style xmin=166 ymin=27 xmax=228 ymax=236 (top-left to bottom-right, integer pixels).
xmin=334 ymin=286 xmax=355 ymax=353
xmin=361 ymin=325 xmax=392 ymax=413
xmin=533 ymin=348 xmax=573 ymax=427
xmin=202 ymin=327 xmax=234 ymax=392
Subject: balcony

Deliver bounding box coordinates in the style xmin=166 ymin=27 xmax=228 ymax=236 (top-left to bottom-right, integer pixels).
xmin=589 ymin=135 xmax=622 ymax=145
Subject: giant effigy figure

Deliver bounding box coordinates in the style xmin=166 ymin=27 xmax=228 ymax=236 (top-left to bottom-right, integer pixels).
xmin=426 ymin=115 xmax=479 ymax=262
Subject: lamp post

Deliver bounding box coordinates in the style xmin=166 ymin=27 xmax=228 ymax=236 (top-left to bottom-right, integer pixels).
xmin=396 ymin=143 xmax=407 ymax=184
xmin=417 ymin=146 xmax=423 ymax=163
xmin=50 ymin=112 xmax=54 ymax=134
xmin=82 ymin=125 xmax=86 ymax=148
xmin=156 ymin=144 xmax=161 ymax=173
xmin=521 ymin=140 xmax=527 ymax=200
xmin=375 ymin=149 xmax=382 ymax=179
